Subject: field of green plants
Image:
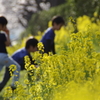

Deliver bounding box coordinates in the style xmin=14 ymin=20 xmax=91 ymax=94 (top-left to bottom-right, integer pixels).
xmin=0 ymin=14 xmax=100 ymax=100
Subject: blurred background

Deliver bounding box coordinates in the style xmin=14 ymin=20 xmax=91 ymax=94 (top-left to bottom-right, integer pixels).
xmin=0 ymin=0 xmax=100 ymax=44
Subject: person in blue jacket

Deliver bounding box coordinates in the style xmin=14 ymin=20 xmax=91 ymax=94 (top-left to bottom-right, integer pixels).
xmin=40 ymin=15 xmax=65 ymax=54
xmin=12 ymin=37 xmax=38 ymax=70
xmin=0 ymin=37 xmax=38 ymax=91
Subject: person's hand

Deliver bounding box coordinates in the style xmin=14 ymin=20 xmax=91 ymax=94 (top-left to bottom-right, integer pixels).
xmin=4 ymin=28 xmax=9 ymax=36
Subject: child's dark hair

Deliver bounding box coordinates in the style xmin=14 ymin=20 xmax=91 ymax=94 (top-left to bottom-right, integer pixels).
xmin=0 ymin=16 xmax=8 ymax=26
xmin=25 ymin=37 xmax=38 ymax=49
xmin=51 ymin=15 xmax=65 ymax=25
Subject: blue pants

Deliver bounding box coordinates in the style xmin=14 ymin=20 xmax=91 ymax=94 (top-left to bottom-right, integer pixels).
xmin=0 ymin=53 xmax=21 ymax=91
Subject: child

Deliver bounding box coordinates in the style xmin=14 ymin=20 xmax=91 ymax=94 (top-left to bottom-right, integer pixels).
xmin=0 ymin=37 xmax=38 ymax=91
xmin=11 ymin=37 xmax=38 ymax=70
xmin=40 ymin=15 xmax=65 ymax=54
xmin=0 ymin=16 xmax=21 ymax=91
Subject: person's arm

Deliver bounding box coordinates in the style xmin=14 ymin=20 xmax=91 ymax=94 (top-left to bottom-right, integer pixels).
xmin=51 ymin=42 xmax=56 ymax=54
xmin=4 ymin=28 xmax=11 ymax=46
xmin=44 ymin=39 xmax=51 ymax=54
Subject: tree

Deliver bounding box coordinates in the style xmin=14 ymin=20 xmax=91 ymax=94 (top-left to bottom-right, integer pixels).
xmin=75 ymin=0 xmax=100 ymax=17
xmin=17 ymin=0 xmax=66 ymax=27
xmin=1 ymin=0 xmax=66 ymax=29
xmin=0 ymin=0 xmax=66 ymax=41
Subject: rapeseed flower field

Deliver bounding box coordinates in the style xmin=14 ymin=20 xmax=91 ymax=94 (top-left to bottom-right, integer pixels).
xmin=1 ymin=14 xmax=100 ymax=100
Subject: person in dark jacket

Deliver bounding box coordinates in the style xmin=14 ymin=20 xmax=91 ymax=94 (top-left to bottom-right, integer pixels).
xmin=0 ymin=16 xmax=20 ymax=92
xmin=40 ymin=15 xmax=65 ymax=54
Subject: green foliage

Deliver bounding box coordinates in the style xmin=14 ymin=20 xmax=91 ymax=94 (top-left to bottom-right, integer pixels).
xmin=25 ymin=3 xmax=68 ymax=36
xmin=75 ymin=0 xmax=100 ymax=17
xmin=23 ymin=3 xmax=76 ymax=36
xmin=22 ymin=0 xmax=100 ymax=37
